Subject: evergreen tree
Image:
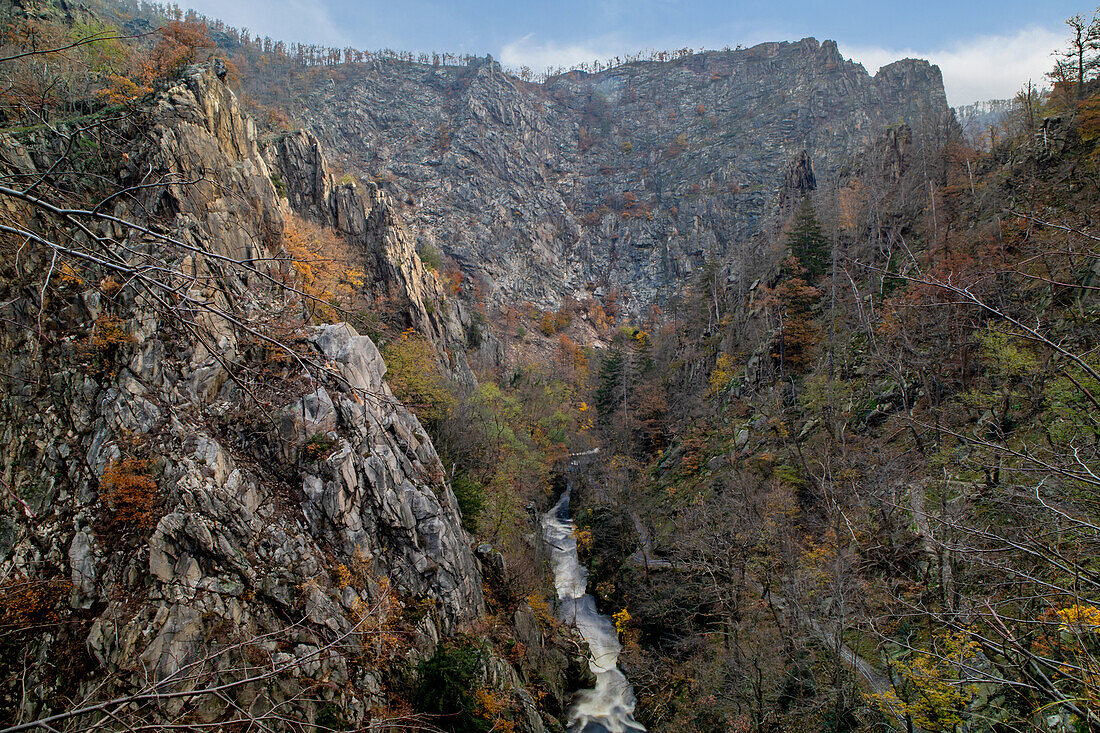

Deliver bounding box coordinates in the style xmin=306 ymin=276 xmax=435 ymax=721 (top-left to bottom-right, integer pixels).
xmin=595 ymin=349 xmax=624 ymax=420
xmin=786 ymin=197 xmax=830 ymax=281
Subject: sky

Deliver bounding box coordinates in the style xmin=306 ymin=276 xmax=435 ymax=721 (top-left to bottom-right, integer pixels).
xmin=181 ymin=0 xmax=1089 ymax=105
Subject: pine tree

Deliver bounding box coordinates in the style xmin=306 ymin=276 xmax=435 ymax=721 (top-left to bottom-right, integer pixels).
xmin=786 ymin=197 xmax=830 ymax=281
xmin=595 ymin=349 xmax=624 ymax=420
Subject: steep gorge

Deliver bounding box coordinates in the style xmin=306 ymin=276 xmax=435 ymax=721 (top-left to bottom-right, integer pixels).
xmin=1 ymin=2 xmax=1033 ymax=731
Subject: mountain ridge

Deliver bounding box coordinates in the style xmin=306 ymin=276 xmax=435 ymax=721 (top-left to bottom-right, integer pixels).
xmin=277 ymin=36 xmax=948 ymax=318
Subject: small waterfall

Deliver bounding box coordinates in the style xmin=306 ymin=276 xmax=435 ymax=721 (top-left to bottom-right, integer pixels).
xmin=542 ymin=487 xmax=646 ymax=733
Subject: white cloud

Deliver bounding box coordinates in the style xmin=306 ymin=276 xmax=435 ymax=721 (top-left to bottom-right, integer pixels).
xmin=839 ymin=26 xmax=1063 ymax=106
xmin=182 ymin=0 xmax=350 ymax=47
xmin=500 ymin=33 xmax=630 ymax=72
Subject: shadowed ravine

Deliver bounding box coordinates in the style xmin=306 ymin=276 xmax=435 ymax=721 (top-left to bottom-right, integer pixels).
xmin=543 ymin=487 xmax=646 ymax=733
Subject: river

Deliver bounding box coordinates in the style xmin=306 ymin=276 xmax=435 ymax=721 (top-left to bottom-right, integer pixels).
xmin=542 ymin=486 xmax=646 ymax=733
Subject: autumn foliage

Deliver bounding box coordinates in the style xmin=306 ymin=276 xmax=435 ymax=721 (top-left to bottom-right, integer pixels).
xmin=764 ymin=257 xmax=820 ymax=373
xmin=282 ymin=213 xmax=365 ymax=322
xmin=382 ymin=329 xmax=455 ymax=424
xmin=539 ymin=307 xmax=571 ymax=336
xmin=0 ymin=14 xmax=221 ymax=119
xmin=144 ymin=19 xmax=215 ymax=79
xmin=0 ymin=574 xmax=71 ymax=637
xmin=100 ymin=458 xmax=159 ymax=530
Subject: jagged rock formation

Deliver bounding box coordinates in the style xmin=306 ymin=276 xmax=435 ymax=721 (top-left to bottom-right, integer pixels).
xmin=293 ymin=38 xmax=949 ymax=315
xmin=262 ymin=127 xmax=497 ymax=379
xmin=263 ymin=129 xmax=460 ymax=345
xmin=0 ymin=66 xmax=568 ymax=730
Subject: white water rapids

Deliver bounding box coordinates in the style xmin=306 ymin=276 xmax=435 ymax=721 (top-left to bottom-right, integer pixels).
xmin=542 ymin=487 xmax=646 ymax=733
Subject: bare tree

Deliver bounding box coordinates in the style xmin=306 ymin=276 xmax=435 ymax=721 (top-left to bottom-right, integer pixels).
xmin=1050 ymin=10 xmax=1100 ymax=103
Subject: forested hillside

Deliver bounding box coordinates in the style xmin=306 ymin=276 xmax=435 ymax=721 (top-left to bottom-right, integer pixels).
xmin=2 ymin=0 xmax=1100 ymax=732
xmin=571 ymin=21 xmax=1100 ymax=733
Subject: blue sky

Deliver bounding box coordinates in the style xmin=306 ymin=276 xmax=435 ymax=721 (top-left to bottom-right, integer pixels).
xmin=182 ymin=0 xmax=1089 ymax=104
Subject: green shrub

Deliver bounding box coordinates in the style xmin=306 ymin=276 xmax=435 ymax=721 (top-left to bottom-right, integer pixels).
xmin=418 ymin=243 xmax=443 ymax=271
xmin=775 ymin=462 xmax=804 ymax=488
xmin=785 ymin=197 xmax=829 ymax=281
xmin=382 ymin=329 xmax=456 ymax=425
xmin=451 ymin=472 xmax=485 ymax=532
xmin=415 ymin=641 xmax=488 ymax=732
xmin=466 ymin=310 xmax=488 ymax=349
xmin=269 ymin=171 xmax=287 ymax=198
xmin=315 ymin=703 xmax=348 ymax=731
xmin=302 ymin=433 xmax=334 ymax=461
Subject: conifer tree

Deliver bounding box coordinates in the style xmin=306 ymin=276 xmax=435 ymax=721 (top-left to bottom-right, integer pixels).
xmin=786 ymin=197 xmax=830 ymax=281
xmin=595 ymin=349 xmax=624 ymax=419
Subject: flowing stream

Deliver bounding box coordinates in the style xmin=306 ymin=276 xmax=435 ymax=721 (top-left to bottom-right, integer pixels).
xmin=542 ymin=486 xmax=646 ymax=733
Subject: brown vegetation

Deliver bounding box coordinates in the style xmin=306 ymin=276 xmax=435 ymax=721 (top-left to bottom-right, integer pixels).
xmin=99 ymin=458 xmax=159 ymax=530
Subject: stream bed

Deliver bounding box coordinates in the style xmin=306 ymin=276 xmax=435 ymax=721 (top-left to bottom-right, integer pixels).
xmin=542 ymin=486 xmax=646 ymax=733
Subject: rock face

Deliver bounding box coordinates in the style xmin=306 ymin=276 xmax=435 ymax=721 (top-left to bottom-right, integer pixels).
xmin=263 ymin=129 xmax=465 ymax=347
xmin=0 ymin=65 xmax=576 ymax=729
xmin=293 ymin=38 xmax=949 ymax=315
xmin=294 ymin=322 xmax=481 ymax=618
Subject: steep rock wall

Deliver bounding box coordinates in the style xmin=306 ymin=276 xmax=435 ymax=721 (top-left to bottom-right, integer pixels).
xmin=263 ymin=129 xmax=465 ymax=347
xmin=0 ymin=66 xmax=516 ymax=729
xmin=294 ymin=39 xmax=949 ymax=315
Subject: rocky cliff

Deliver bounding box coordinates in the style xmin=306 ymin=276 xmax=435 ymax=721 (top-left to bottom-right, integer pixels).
xmin=263 ymin=128 xmax=462 ymax=347
xmin=293 ymin=38 xmax=949 ymax=315
xmin=0 ymin=65 xmax=573 ymax=730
